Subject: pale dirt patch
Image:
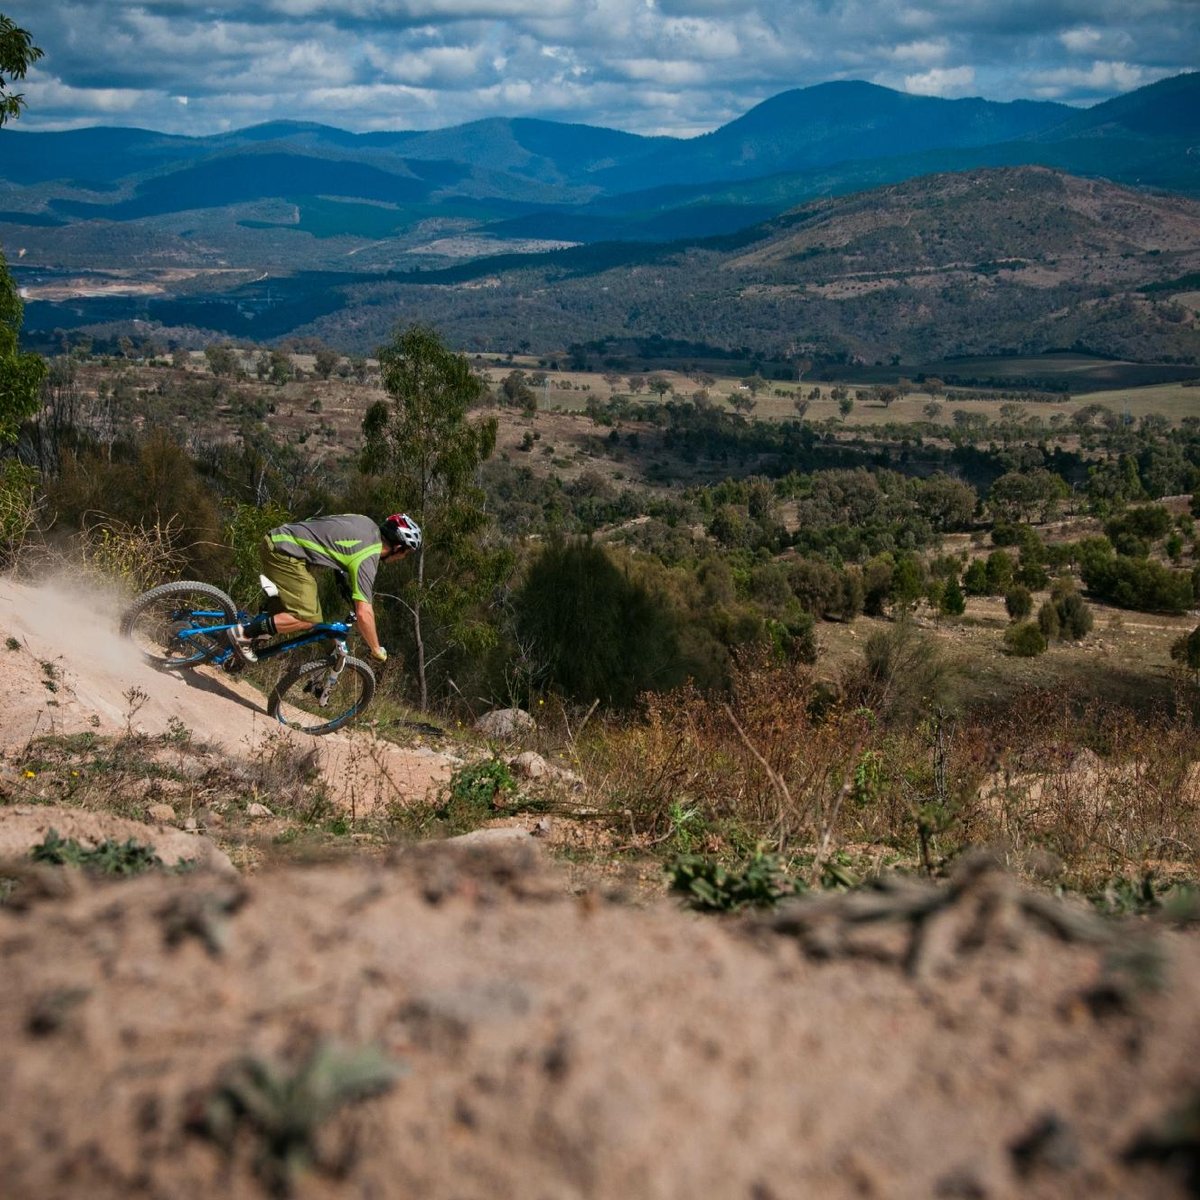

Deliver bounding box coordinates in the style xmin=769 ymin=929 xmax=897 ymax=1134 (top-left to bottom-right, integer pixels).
xmin=0 ymin=575 xmax=455 ymax=811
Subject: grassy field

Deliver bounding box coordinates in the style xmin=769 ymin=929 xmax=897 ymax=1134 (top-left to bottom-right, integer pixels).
xmin=476 ymin=362 xmax=1200 ymax=428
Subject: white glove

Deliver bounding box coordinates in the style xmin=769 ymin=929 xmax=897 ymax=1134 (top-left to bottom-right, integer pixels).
xmin=370 ymin=646 xmax=388 ymax=663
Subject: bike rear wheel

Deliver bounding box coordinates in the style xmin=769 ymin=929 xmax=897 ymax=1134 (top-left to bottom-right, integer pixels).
xmin=120 ymin=581 xmax=237 ymax=669
xmin=267 ymin=656 xmax=376 ymax=735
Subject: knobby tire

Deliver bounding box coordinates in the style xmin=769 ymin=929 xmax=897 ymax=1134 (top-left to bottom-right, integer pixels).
xmin=267 ymin=656 xmax=376 ymax=735
xmin=120 ymin=580 xmax=237 ymax=669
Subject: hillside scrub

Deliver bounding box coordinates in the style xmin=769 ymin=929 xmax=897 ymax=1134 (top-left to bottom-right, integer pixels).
xmin=577 ymin=651 xmax=1200 ymax=891
xmin=7 ymin=339 xmax=1200 ymax=715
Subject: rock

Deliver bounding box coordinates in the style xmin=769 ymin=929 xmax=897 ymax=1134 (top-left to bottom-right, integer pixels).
xmin=510 ymin=751 xmax=549 ymax=780
xmin=509 ymin=751 xmax=582 ymax=790
xmin=246 ymin=802 xmax=274 ymax=818
xmin=146 ymin=804 xmax=176 ymax=823
xmin=183 ymin=817 xmax=199 ymax=832
xmin=447 ymin=826 xmax=534 ymax=846
xmin=532 ymin=817 xmax=553 ymax=838
xmin=473 ymin=708 xmax=535 ymax=739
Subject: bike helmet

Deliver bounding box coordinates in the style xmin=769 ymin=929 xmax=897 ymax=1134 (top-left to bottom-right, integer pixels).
xmin=380 ymin=512 xmax=422 ymax=552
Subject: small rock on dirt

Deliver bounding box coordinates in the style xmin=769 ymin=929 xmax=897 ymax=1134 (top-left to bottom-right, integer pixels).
xmin=146 ymin=804 xmax=176 ymax=823
xmin=246 ymin=803 xmax=274 ymax=818
xmin=447 ymin=826 xmax=535 ymax=846
xmin=510 ymin=751 xmax=550 ymax=779
xmin=509 ymin=751 xmax=583 ymax=790
xmin=474 ymin=708 xmax=535 ymax=739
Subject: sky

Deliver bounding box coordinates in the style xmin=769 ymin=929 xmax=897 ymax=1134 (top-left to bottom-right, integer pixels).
xmin=3 ymin=0 xmax=1198 ymax=139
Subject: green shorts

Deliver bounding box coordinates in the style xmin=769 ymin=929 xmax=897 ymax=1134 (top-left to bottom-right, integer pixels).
xmin=260 ymin=536 xmax=323 ymax=624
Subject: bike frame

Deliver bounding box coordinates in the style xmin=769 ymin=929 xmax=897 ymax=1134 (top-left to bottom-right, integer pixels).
xmin=176 ymin=609 xmax=354 ymax=669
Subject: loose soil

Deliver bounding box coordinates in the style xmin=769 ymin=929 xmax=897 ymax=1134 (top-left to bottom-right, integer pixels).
xmin=2 ymin=844 xmax=1200 ymax=1198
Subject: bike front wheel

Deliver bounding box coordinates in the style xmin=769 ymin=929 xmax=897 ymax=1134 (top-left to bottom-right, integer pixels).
xmin=267 ymin=656 xmax=376 ymax=735
xmin=120 ymin=580 xmax=237 ymax=669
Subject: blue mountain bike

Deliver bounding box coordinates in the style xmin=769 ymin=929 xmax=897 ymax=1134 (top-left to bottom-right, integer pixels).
xmin=119 ymin=580 xmax=376 ymax=735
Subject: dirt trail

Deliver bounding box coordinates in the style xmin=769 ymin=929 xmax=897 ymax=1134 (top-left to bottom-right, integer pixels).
xmin=0 ymin=575 xmax=456 ymax=808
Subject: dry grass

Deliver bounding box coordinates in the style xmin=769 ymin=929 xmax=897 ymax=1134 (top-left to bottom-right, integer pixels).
xmin=575 ymin=645 xmax=1200 ymax=893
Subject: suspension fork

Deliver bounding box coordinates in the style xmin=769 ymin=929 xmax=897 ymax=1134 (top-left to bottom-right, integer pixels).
xmin=314 ymin=638 xmax=349 ymax=706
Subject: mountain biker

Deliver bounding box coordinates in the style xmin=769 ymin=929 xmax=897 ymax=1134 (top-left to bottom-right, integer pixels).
xmin=227 ymin=512 xmax=422 ymax=664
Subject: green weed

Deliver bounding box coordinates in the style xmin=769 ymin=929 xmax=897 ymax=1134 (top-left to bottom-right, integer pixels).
xmin=434 ymin=757 xmax=519 ymax=832
xmin=197 ymin=1039 xmax=401 ymax=1197
xmin=668 ymin=847 xmax=800 ymax=912
xmin=448 ymin=758 xmax=517 ymax=808
xmin=30 ymin=828 xmax=183 ymax=876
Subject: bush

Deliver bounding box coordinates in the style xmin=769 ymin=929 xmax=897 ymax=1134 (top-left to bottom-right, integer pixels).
xmin=1038 ymin=601 xmax=1061 ymax=640
xmin=1056 ymin=592 xmax=1094 ymax=640
xmin=79 ymin=513 xmax=187 ymax=592
xmin=962 ymin=558 xmax=988 ymax=596
xmin=1005 ymin=586 xmax=1033 ymax=621
xmin=939 ymin=575 xmax=966 ymax=617
xmin=1081 ymin=552 xmax=1193 ymax=614
xmin=787 ymin=556 xmax=841 ymax=617
xmin=516 ymin=539 xmax=684 ymax=708
xmin=1004 ymin=622 xmax=1047 ymax=657
xmin=1015 ymin=560 xmax=1049 ymax=590
xmin=1106 ymin=504 xmax=1172 ymax=544
xmin=225 ymin=501 xmax=291 ymax=608
xmin=1170 ymin=626 xmax=1200 ymax=673
xmin=985 ymin=549 xmax=1015 ymax=595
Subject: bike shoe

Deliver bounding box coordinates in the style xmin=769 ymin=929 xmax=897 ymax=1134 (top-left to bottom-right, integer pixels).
xmin=226 ymin=624 xmax=258 ymax=664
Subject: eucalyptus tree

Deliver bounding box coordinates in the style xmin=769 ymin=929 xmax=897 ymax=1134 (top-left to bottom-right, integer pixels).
xmin=362 ymin=324 xmax=507 ymax=709
xmin=0 ymin=14 xmax=44 ymax=443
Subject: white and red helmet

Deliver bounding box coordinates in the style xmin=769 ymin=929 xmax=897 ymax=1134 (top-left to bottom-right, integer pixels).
xmin=380 ymin=512 xmax=422 ymax=552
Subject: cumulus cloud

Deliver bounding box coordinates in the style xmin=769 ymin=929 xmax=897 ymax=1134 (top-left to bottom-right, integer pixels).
xmin=1025 ymin=60 xmax=1162 ymax=98
xmin=903 ymin=65 xmax=976 ymax=96
xmin=4 ymin=0 xmax=1197 ymax=135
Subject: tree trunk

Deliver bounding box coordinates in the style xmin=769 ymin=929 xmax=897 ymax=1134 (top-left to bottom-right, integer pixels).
xmin=414 ymin=549 xmax=427 ymax=710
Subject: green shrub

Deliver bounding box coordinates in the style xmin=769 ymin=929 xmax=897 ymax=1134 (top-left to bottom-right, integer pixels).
xmin=985 ymin=549 xmax=1015 ymax=595
xmin=668 ymin=849 xmax=798 ymax=911
xmin=1005 ymin=586 xmax=1033 ymax=621
xmin=1082 ymin=552 xmax=1193 ymax=614
xmin=225 ymin=500 xmax=290 ymax=608
xmin=515 ymin=539 xmax=684 ymax=708
xmin=1056 ymin=592 xmax=1094 ymax=640
xmin=1003 ymin=622 xmax=1047 ymax=657
xmin=962 ymin=558 xmax=988 ymax=596
xmin=1015 ymin=560 xmax=1049 ymax=590
xmin=443 ymin=758 xmax=516 ymax=812
xmin=1038 ymin=600 xmax=1061 ymax=639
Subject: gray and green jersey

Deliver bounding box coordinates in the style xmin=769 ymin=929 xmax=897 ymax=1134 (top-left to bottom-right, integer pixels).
xmin=267 ymin=515 xmax=384 ymax=604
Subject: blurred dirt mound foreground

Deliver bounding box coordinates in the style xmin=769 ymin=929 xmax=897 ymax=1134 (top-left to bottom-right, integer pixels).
xmin=3 ymin=844 xmax=1200 ymax=1199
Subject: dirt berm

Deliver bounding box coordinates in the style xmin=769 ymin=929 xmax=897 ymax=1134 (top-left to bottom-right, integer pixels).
xmin=0 ymin=575 xmax=456 ymax=808
xmin=2 ymin=842 xmax=1199 ymax=1199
